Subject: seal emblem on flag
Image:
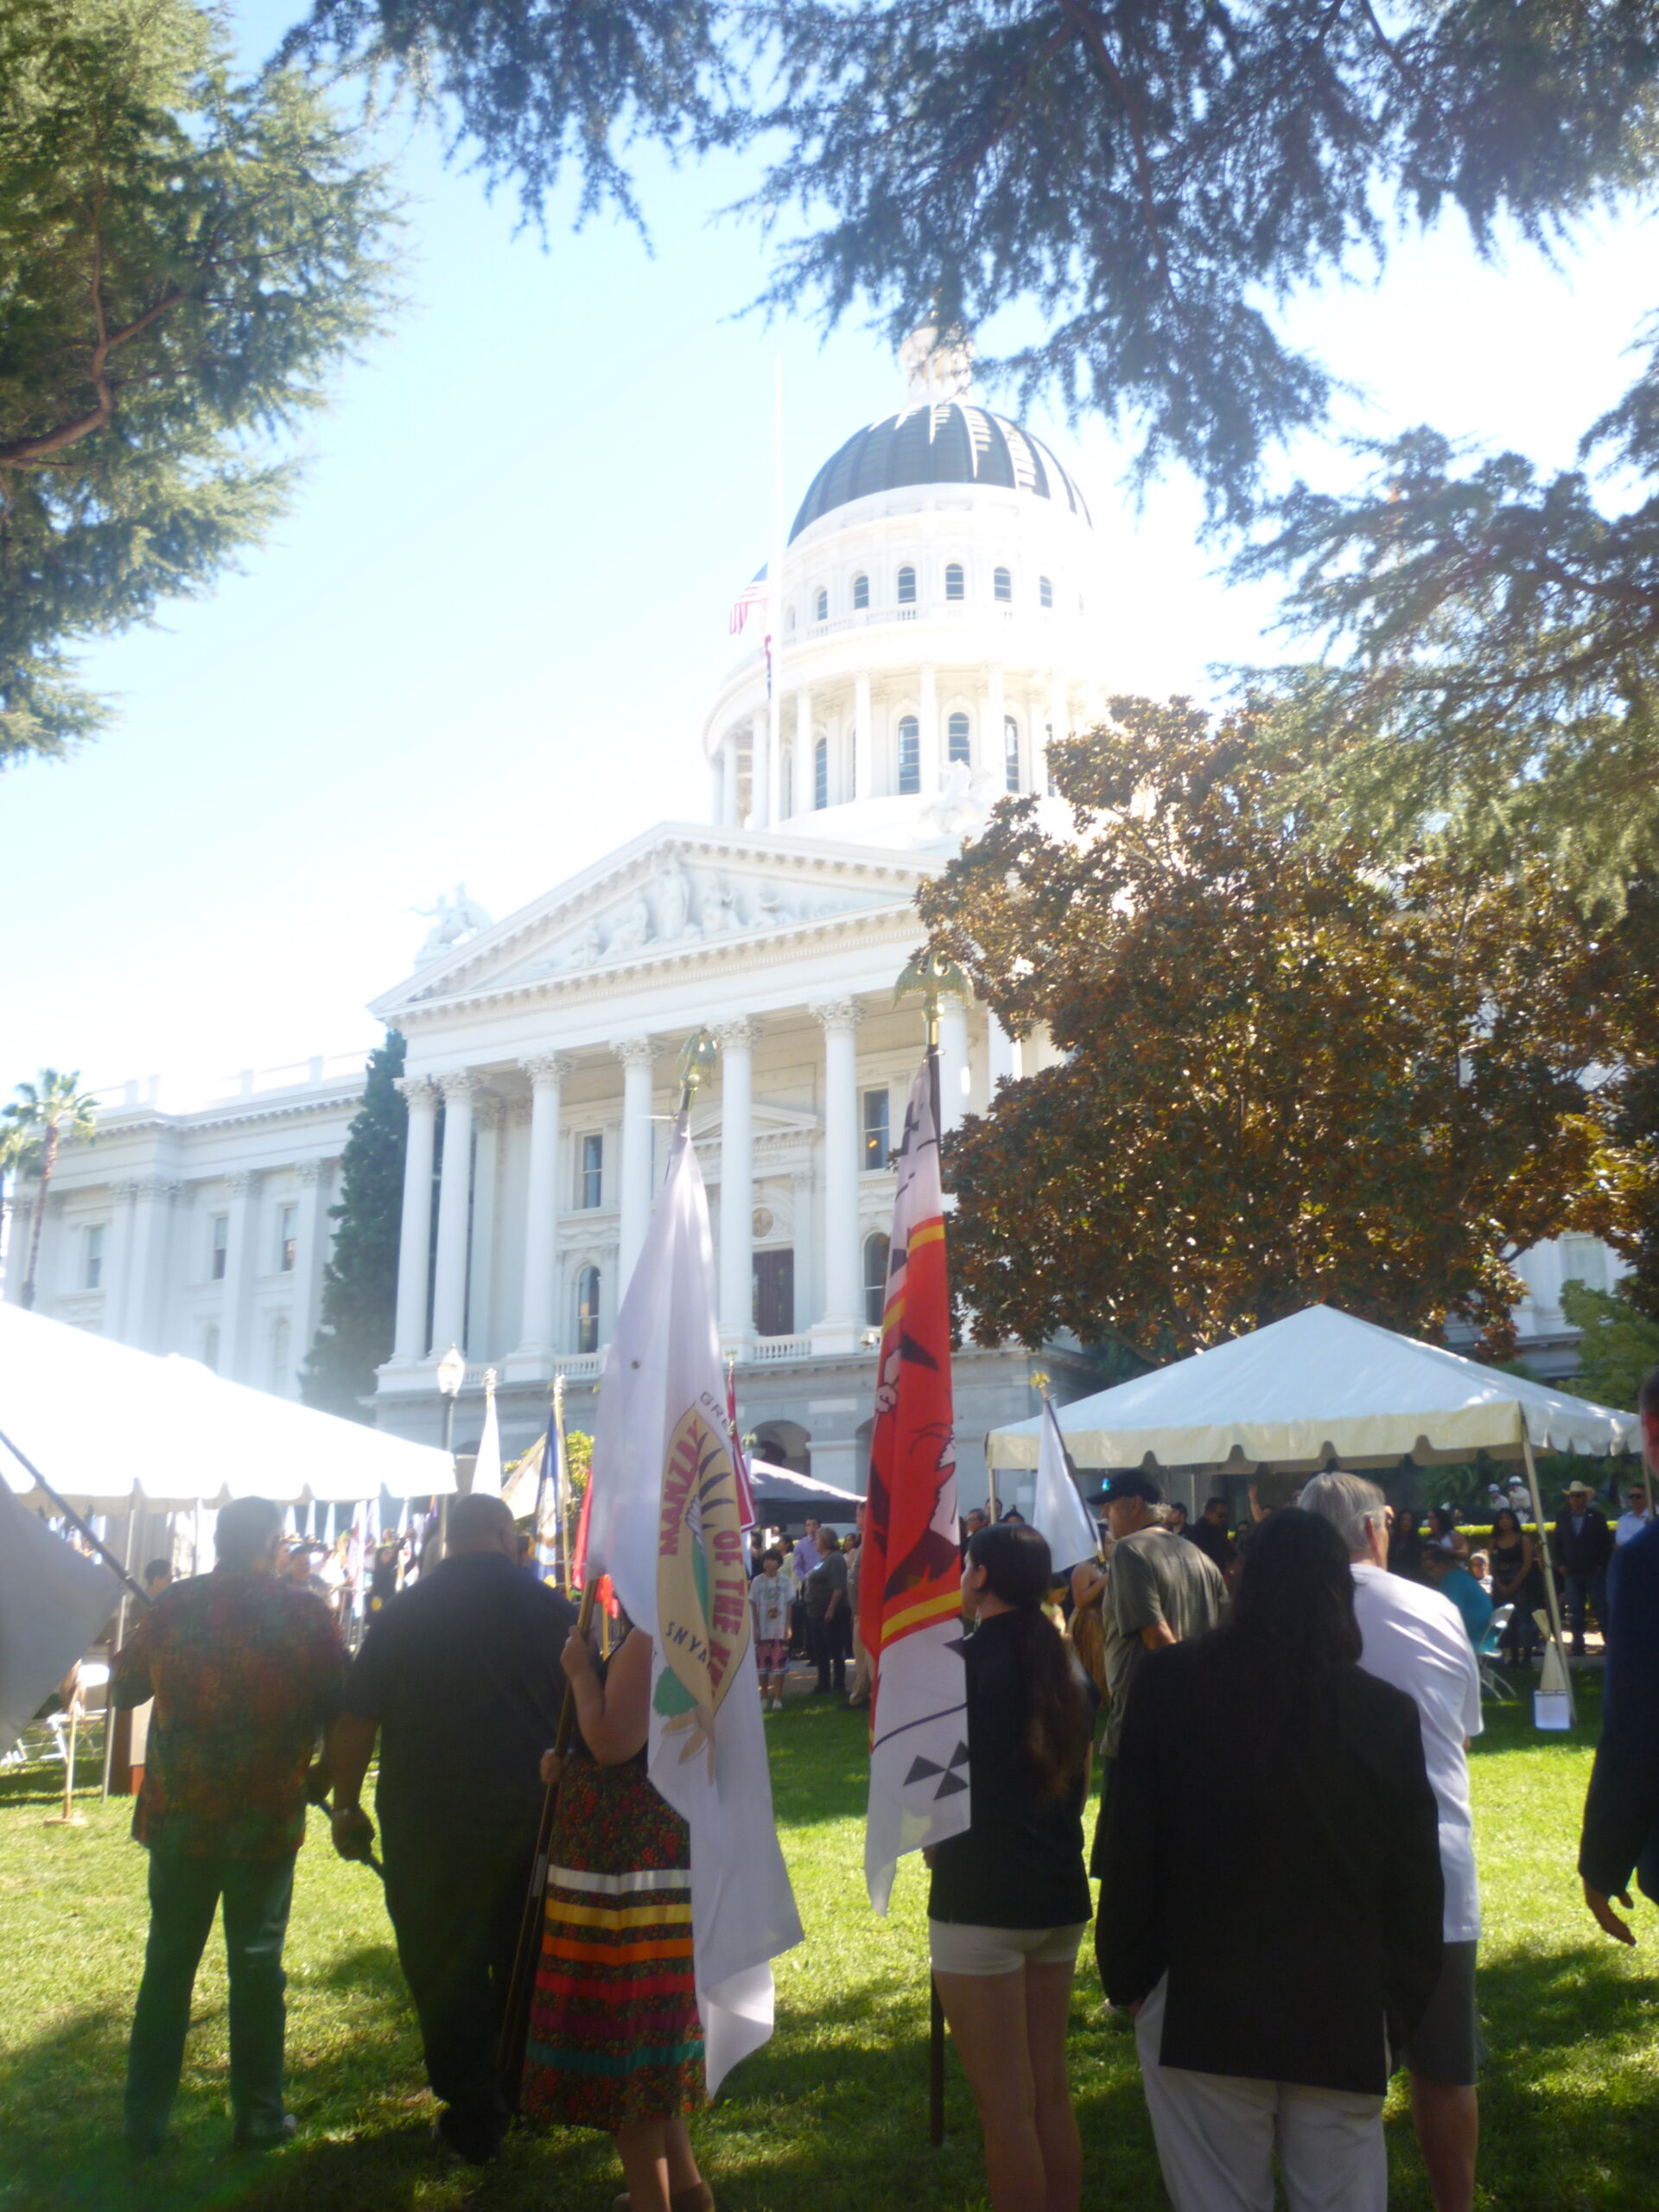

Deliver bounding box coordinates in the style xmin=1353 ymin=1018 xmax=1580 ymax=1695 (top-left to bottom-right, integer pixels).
xmin=655 ymin=1396 xmax=751 ymax=1770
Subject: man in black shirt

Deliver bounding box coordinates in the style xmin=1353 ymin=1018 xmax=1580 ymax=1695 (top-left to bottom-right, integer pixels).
xmin=329 ymin=1493 xmax=576 ymax=2164
xmin=1184 ymin=1497 xmax=1235 ymax=1580
xmin=1555 ymin=1478 xmax=1614 ymax=1656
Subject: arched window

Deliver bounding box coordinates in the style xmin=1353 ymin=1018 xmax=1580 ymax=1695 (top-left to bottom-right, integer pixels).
xmin=898 ymin=715 xmax=920 ymax=794
xmin=814 ymin=734 xmax=829 ymax=810
xmin=815 ymin=587 xmax=828 ymax=621
xmin=864 ymin=1233 xmax=891 ymax=1329
xmin=944 ymin=563 xmax=965 ymax=601
xmin=993 ymin=566 xmax=1013 ymax=603
xmin=853 ymin=573 xmax=869 ymax=610
xmin=1039 ymin=575 xmax=1053 ymax=609
xmin=576 ymin=1265 xmax=601 ymax=1354
xmin=1004 ymin=715 xmax=1021 ymax=792
xmin=947 ymin=711 xmax=971 ymax=765
xmin=897 ymin=565 xmax=917 ymax=606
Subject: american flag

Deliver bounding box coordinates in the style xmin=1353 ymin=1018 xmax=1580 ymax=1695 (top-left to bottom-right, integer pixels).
xmin=729 ymin=564 xmax=768 ymax=635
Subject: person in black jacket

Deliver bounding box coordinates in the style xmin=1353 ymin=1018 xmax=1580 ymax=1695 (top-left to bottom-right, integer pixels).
xmin=928 ymin=1522 xmax=1093 ymax=2212
xmin=1579 ymin=1365 xmax=1659 ymax=1946
xmin=1100 ymin=1509 xmax=1443 ymax=2212
xmin=1554 ymin=1479 xmax=1615 ymax=1655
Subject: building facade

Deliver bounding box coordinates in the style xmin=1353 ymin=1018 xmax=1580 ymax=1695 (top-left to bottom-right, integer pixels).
xmin=3 ymin=336 xmax=1628 ymax=1497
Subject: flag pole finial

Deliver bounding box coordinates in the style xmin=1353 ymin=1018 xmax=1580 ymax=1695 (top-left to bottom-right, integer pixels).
xmin=677 ymin=1027 xmax=719 ymax=1114
xmin=1031 ymin=1369 xmax=1050 ymax=1400
xmin=895 ymin=944 xmax=970 ymax=1052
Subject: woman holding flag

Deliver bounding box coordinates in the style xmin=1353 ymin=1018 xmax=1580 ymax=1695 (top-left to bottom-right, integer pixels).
xmin=927 ymin=1521 xmax=1093 ymax=2212
xmin=524 ymin=1617 xmax=713 ymax=2212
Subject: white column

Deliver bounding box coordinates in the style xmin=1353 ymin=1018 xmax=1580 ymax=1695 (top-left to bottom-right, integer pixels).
xmin=792 ymin=1165 xmax=815 ymax=1334
xmin=938 ymin=996 xmax=971 ymax=1134
xmin=467 ymin=1091 xmax=502 ymax=1359
xmin=986 ymin=663 xmax=1007 ymax=785
xmin=293 ymin=1160 xmax=331 ymax=1368
xmin=715 ymin=1020 xmax=756 ymax=1354
xmin=219 ymin=1170 xmax=260 ymax=1380
xmin=768 ymin=696 xmax=785 ymax=828
xmin=125 ymin=1177 xmax=176 ymax=1353
xmin=988 ymin=1012 xmax=1022 ymax=1090
xmin=391 ymin=1077 xmax=439 ymax=1363
xmin=102 ymin=1181 xmax=137 ymax=1340
xmin=429 ymin=1072 xmax=477 ymax=1357
xmin=793 ymin=687 xmax=812 ymax=818
xmin=721 ymin=733 xmax=739 ymax=826
xmin=919 ymin=664 xmax=940 ymax=792
xmin=750 ymin=709 xmax=769 ymax=829
xmin=1043 ymin=679 xmax=1067 ymax=793
xmin=853 ymin=672 xmax=873 ymax=802
xmin=613 ymin=1038 xmax=658 ymax=1301
xmin=2 ymin=1197 xmax=28 ymax=1304
xmin=811 ymin=1000 xmax=861 ymax=1351
xmin=510 ymin=1053 xmax=569 ymax=1370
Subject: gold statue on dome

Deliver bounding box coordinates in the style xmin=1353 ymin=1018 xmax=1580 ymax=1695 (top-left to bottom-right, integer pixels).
xmin=900 ymin=321 xmax=975 ymax=404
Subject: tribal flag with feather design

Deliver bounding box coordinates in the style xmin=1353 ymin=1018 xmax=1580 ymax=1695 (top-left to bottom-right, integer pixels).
xmin=861 ymin=1052 xmax=969 ymax=1912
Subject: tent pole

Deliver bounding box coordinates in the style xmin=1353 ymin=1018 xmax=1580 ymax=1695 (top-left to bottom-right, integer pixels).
xmin=100 ymin=1484 xmax=141 ymax=1801
xmin=1520 ymin=1428 xmax=1576 ymax=1726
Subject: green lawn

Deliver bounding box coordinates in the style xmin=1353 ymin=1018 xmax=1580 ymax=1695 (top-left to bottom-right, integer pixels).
xmin=3 ymin=1682 xmax=1657 ymax=2212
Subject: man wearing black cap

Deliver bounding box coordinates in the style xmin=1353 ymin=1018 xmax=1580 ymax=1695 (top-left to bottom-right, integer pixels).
xmin=1091 ymin=1473 xmax=1225 ymax=1881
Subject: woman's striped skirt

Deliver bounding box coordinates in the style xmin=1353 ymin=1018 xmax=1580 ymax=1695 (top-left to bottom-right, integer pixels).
xmin=522 ymin=1755 xmax=706 ymax=2130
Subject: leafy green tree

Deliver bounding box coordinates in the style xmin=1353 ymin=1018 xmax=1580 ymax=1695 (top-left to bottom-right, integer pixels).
xmin=1610 ymin=1056 xmax=1659 ymax=1324
xmin=918 ymin=702 xmax=1659 ymax=1361
xmin=1560 ymin=1280 xmax=1659 ymax=1412
xmin=1 ymin=1070 xmax=99 ymax=1308
xmin=1 ymin=0 xmax=398 ymax=766
xmin=301 ymin=1033 xmax=407 ymax=1421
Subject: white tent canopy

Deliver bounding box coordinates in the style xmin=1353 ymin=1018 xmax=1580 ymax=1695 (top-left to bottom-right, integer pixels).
xmin=987 ymin=1306 xmax=1642 ymax=1473
xmin=745 ymin=1460 xmax=863 ymax=1508
xmin=0 ymin=1304 xmax=455 ymax=1510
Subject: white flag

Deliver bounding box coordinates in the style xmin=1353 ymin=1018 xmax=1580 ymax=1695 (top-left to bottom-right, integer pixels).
xmin=583 ymin=1117 xmax=803 ymax=2092
xmin=1031 ymin=1400 xmax=1099 ymax=1575
xmin=0 ymin=1486 xmax=124 ymax=1757
xmin=471 ymin=1378 xmax=502 ymax=1499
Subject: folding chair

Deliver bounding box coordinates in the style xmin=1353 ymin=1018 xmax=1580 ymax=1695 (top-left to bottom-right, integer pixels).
xmin=1476 ymin=1604 xmax=1516 ymax=1702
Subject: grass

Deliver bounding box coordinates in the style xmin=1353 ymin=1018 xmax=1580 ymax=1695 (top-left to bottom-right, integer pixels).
xmin=3 ymin=1679 xmax=1658 ymax=2212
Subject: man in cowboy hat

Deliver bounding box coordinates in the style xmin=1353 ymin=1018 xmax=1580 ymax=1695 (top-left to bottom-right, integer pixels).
xmin=1554 ymin=1478 xmax=1613 ymax=1656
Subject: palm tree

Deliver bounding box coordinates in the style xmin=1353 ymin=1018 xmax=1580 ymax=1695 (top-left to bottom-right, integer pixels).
xmin=2 ymin=1071 xmax=99 ymax=1309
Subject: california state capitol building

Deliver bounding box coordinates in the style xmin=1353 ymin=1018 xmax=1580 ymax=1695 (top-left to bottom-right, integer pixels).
xmin=2 ymin=330 xmax=1630 ymax=1508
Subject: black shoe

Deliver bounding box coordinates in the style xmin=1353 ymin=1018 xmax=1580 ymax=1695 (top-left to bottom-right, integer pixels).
xmin=433 ymin=2112 xmax=505 ymax=2166
xmin=232 ymin=2113 xmax=297 ymax=2152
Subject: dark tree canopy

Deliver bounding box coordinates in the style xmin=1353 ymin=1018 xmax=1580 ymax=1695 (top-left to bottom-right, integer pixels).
xmin=302 ymin=1033 xmax=408 ymax=1421
xmin=0 ymin=0 xmax=397 ymax=765
xmin=919 ymin=702 xmax=1659 ymax=1360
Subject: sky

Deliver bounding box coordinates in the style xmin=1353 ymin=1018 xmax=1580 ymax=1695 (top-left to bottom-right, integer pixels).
xmin=3 ymin=3 xmax=1653 ymax=1107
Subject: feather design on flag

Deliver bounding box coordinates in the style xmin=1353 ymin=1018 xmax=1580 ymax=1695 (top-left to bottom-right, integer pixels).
xmin=860 ymin=1054 xmax=970 ymax=1914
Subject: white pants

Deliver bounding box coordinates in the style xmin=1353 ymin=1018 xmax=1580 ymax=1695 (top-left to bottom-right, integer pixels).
xmin=1135 ymin=1978 xmax=1387 ymax=2212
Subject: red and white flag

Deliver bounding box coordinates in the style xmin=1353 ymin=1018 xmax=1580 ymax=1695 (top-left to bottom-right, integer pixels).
xmin=860 ymin=1054 xmax=969 ymax=1912
xmin=729 ymin=566 xmax=768 ymax=635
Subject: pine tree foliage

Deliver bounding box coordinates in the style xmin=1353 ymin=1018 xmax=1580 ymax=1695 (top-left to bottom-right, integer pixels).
xmin=918 ymin=703 xmax=1659 ymax=1361
xmin=302 ymin=1032 xmax=408 ymax=1421
xmin=0 ymin=0 xmax=399 ymax=765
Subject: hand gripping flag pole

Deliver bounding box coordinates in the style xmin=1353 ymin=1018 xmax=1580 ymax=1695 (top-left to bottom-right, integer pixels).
xmin=864 ymin=947 xmax=973 ymax=2146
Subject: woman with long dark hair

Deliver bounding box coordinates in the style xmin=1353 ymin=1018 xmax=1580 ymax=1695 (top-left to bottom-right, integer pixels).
xmin=1101 ymin=1510 xmax=1444 ymax=2212
xmin=1489 ymin=1505 xmax=1543 ymax=1661
xmin=928 ymin=1522 xmax=1092 ymax=2212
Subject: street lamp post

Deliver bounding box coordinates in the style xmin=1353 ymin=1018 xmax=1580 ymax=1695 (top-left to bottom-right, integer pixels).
xmin=436 ymin=1343 xmax=466 ymax=1557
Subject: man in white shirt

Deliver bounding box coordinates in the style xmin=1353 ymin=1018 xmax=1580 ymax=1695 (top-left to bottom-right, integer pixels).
xmin=1614 ymin=1482 xmax=1652 ymax=1548
xmin=1302 ymin=1473 xmax=1483 ymax=2212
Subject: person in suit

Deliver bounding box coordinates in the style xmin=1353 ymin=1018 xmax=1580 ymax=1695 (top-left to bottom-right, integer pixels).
xmin=1579 ymin=1364 xmax=1659 ymax=1947
xmin=1099 ymin=1509 xmax=1444 ymax=2212
xmin=1555 ymin=1478 xmax=1614 ymax=1655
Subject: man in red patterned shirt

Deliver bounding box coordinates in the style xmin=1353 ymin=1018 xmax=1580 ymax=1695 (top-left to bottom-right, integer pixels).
xmin=112 ymin=1496 xmax=344 ymax=2155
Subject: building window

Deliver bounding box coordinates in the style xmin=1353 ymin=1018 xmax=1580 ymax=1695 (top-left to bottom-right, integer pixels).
xmin=202 ymin=1324 xmax=220 ymax=1374
xmin=753 ymin=1249 xmax=795 ymax=1338
xmin=1560 ymin=1236 xmax=1610 ymax=1296
xmin=862 ymin=1086 xmax=891 ymax=1170
xmin=897 ymin=715 xmax=920 ymax=794
xmin=815 ymin=587 xmax=828 ymax=620
xmin=785 ymin=606 xmax=797 ymax=632
xmin=578 ymin=1133 xmax=603 ymax=1210
xmin=278 ymin=1202 xmax=298 ymax=1273
xmin=947 ymin=710 xmax=971 ymax=766
xmin=1039 ymin=575 xmax=1053 ymax=609
xmin=814 ymin=734 xmax=829 ymax=810
xmin=944 ymin=563 xmax=964 ymax=601
xmin=269 ymin=1316 xmax=290 ymax=1392
xmin=576 ymin=1264 xmax=601 ymax=1353
xmin=993 ymin=566 xmax=1012 ymax=603
xmin=853 ymin=573 xmax=869 ymax=610
xmin=1005 ymin=715 xmax=1021 ymax=791
xmin=210 ymin=1214 xmax=228 ymax=1281
xmin=864 ymin=1233 xmax=891 ymax=1328
xmin=897 ymin=565 xmax=916 ymax=606
xmin=84 ymin=1224 xmax=105 ymax=1292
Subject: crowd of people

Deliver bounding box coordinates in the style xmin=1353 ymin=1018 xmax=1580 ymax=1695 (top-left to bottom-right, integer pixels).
xmin=103 ymin=1362 xmax=1659 ymax=2212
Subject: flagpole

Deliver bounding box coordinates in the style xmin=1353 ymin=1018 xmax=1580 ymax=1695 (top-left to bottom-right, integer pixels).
xmin=768 ymin=353 xmax=784 ymax=825
xmin=0 ymin=1425 xmax=154 ymax=1611
xmin=551 ymin=1373 xmax=569 ymax=1587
